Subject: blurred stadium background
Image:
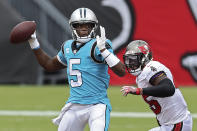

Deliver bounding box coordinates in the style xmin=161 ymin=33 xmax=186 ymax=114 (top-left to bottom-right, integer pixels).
xmin=0 ymin=0 xmax=196 ymax=130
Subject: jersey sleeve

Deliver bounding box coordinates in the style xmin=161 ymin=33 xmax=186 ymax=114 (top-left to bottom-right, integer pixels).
xmin=106 ymin=39 xmax=113 ymax=53
xmin=57 ymin=43 xmax=67 ymax=66
xmin=145 ymin=62 xmax=165 ymax=82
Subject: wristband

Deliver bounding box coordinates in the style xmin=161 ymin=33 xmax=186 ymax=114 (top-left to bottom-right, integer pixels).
xmin=136 ymin=88 xmax=143 ymax=95
xmin=101 ymin=49 xmax=120 ymax=67
xmin=100 ymin=49 xmax=110 ymax=59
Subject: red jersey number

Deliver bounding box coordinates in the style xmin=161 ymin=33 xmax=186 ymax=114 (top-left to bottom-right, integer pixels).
xmin=142 ymin=95 xmax=161 ymax=115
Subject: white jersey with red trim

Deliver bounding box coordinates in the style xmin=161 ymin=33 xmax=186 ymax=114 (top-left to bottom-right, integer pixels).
xmin=136 ymin=60 xmax=190 ymax=125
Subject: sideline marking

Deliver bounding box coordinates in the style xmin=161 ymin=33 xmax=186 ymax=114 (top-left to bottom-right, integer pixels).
xmin=0 ymin=110 xmax=196 ymax=118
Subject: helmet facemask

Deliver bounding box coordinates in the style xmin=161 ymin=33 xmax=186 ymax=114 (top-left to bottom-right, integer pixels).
xmin=123 ymin=53 xmax=145 ymax=76
xmin=71 ymin=22 xmax=97 ymax=43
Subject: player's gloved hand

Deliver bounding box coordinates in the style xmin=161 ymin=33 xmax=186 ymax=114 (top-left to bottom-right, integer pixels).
xmin=96 ymin=26 xmax=106 ymax=50
xmin=121 ymin=86 xmax=143 ymax=96
xmin=96 ymin=26 xmax=120 ymax=67
xmin=28 ymin=31 xmax=40 ymax=50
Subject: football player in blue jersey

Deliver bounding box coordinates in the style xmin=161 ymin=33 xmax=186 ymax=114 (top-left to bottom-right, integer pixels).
xmin=28 ymin=7 xmax=125 ymax=131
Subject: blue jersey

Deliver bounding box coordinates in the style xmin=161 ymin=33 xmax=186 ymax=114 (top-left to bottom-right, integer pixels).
xmin=57 ymin=39 xmax=113 ymax=111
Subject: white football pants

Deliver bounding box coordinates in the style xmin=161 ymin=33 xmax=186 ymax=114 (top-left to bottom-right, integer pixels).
xmin=149 ymin=114 xmax=193 ymax=131
xmin=56 ymin=103 xmax=110 ymax=131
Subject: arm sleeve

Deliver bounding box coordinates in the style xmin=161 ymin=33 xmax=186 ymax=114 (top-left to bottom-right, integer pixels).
xmin=142 ymin=78 xmax=175 ymax=97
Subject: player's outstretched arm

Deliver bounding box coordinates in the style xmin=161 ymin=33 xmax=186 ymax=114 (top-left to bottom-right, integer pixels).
xmin=96 ymin=26 xmax=126 ymax=77
xmin=121 ymin=76 xmax=175 ymax=97
xmin=28 ymin=32 xmax=66 ymax=71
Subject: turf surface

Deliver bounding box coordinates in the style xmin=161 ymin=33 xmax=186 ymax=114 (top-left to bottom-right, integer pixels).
xmin=0 ymin=85 xmax=196 ymax=131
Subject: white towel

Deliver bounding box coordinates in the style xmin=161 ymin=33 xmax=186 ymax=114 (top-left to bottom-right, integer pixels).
xmin=52 ymin=103 xmax=72 ymax=126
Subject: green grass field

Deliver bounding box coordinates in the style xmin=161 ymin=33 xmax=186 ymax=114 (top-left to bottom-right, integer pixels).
xmin=0 ymin=85 xmax=196 ymax=131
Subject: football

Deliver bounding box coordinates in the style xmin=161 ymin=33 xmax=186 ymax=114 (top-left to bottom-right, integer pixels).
xmin=10 ymin=21 xmax=36 ymax=44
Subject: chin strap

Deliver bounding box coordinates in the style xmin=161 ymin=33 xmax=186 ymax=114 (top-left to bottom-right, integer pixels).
xmin=76 ymin=38 xmax=91 ymax=43
xmin=130 ymin=69 xmax=142 ymax=76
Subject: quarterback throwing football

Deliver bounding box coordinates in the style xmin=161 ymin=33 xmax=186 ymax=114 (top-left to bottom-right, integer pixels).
xmin=121 ymin=40 xmax=193 ymax=131
xmin=28 ymin=7 xmax=125 ymax=131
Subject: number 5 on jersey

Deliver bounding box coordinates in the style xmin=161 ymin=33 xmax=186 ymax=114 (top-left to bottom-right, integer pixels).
xmin=69 ymin=59 xmax=82 ymax=87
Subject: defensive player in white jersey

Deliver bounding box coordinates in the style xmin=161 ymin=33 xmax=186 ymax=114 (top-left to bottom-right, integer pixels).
xmin=28 ymin=8 xmax=125 ymax=131
xmin=121 ymin=40 xmax=193 ymax=131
